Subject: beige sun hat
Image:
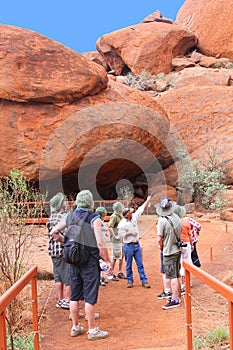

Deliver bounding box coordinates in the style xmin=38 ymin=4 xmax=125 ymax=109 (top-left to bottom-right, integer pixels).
xmin=50 ymin=192 xmax=65 ymax=213
xmin=75 ymin=189 xmax=94 ymax=209
xmin=155 ymin=197 xmax=176 ymax=216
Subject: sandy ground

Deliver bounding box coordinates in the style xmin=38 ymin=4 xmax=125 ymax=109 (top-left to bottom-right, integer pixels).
xmin=30 ymin=215 xmax=233 ymax=350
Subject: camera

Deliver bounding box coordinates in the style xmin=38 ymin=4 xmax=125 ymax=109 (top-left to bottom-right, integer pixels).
xmin=177 ymin=241 xmax=188 ymax=248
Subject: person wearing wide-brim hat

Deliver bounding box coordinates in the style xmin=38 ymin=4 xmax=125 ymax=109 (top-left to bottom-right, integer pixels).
xmin=47 ymin=192 xmax=71 ymax=310
xmin=156 ymin=197 xmax=182 ymax=310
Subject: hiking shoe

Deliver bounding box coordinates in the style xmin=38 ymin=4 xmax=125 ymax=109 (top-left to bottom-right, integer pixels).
xmin=71 ymin=323 xmax=85 ymax=337
xmin=61 ymin=300 xmax=70 ymax=309
xmin=157 ymin=291 xmax=172 ymax=299
xmin=127 ymin=282 xmax=133 ymax=288
xmin=56 ymin=299 xmax=64 ymax=308
xmin=85 ymin=313 xmax=100 ymax=321
xmin=162 ymin=299 xmax=180 ymax=310
xmin=117 ymin=272 xmax=127 ymax=279
xmin=142 ymin=282 xmax=151 ymax=289
xmin=87 ymin=327 xmax=108 ymax=340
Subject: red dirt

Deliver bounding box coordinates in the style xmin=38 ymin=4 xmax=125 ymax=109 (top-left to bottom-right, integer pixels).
xmin=35 ymin=215 xmax=233 ymax=350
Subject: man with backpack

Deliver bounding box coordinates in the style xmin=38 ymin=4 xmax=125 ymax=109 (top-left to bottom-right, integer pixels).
xmin=50 ymin=190 xmax=113 ymax=340
xmin=156 ymin=197 xmax=182 ymax=309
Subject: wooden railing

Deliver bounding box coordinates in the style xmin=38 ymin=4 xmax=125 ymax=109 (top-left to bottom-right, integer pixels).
xmin=0 ymin=266 xmax=39 ymax=350
xmin=183 ymin=261 xmax=233 ymax=350
xmin=14 ymin=199 xmax=156 ymax=224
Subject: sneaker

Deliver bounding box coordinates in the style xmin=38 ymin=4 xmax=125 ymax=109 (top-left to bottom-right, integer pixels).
xmin=157 ymin=291 xmax=172 ymax=299
xmin=181 ymin=287 xmax=185 ymax=296
xmin=87 ymin=326 xmax=108 ymax=340
xmin=142 ymin=282 xmax=151 ymax=288
xmin=56 ymin=299 xmax=64 ymax=308
xmin=162 ymin=299 xmax=180 ymax=310
xmin=61 ymin=300 xmax=70 ymax=309
xmin=117 ymin=272 xmax=127 ymax=279
xmin=100 ymin=277 xmax=106 ymax=286
xmin=127 ymin=282 xmax=133 ymax=288
xmin=85 ymin=312 xmax=100 ymax=321
xmin=71 ymin=323 xmax=85 ymax=337
xmin=112 ymin=275 xmax=119 ymax=281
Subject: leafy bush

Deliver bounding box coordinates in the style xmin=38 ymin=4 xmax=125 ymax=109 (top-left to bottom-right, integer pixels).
xmin=225 ymin=61 xmax=233 ymax=69
xmin=126 ymin=71 xmax=158 ymax=91
xmin=7 ymin=333 xmax=34 ymax=350
xmin=193 ymin=326 xmax=229 ymax=349
xmin=0 ymin=169 xmax=44 ymax=345
xmin=177 ymin=143 xmax=227 ymax=210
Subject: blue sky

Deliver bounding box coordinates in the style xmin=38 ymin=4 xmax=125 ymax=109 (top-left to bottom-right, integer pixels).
xmin=0 ymin=0 xmax=185 ymax=53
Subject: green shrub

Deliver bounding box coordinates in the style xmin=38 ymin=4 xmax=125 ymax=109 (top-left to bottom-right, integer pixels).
xmin=0 ymin=169 xmax=44 ymax=343
xmin=126 ymin=71 xmax=157 ymax=91
xmin=193 ymin=326 xmax=229 ymax=349
xmin=176 ymin=143 xmax=227 ymax=210
xmin=7 ymin=333 xmax=34 ymax=350
xmin=225 ymin=61 xmax=233 ymax=69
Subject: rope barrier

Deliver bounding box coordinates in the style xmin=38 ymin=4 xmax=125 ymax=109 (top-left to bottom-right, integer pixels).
xmin=38 ymin=282 xmax=55 ymax=325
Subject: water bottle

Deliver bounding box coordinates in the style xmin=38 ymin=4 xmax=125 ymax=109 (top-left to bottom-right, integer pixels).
xmin=99 ymin=259 xmax=113 ymax=279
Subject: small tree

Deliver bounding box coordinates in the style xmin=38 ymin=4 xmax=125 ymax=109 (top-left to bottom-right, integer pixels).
xmin=0 ymin=169 xmax=44 ymax=347
xmin=177 ymin=143 xmax=227 ymax=210
xmin=118 ymin=185 xmax=133 ymax=201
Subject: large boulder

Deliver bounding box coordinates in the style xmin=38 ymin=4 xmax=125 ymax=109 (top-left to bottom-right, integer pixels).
xmin=96 ymin=21 xmax=197 ymax=76
xmin=0 ymin=25 xmax=107 ymax=103
xmin=170 ymin=67 xmax=231 ymax=89
xmin=0 ymin=79 xmax=169 ymax=197
xmin=176 ymin=0 xmax=233 ymax=60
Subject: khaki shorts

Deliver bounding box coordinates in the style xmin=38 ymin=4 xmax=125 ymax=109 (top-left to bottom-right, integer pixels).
xmin=112 ymin=243 xmax=123 ymax=260
xmin=163 ymin=252 xmax=181 ymax=279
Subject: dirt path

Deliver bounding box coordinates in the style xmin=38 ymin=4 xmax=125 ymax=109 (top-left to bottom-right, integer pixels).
xmin=36 ymin=215 xmax=233 ymax=350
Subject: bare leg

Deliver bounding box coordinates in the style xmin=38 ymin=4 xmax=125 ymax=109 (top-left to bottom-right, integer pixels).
xmin=163 ymin=273 xmax=171 ymax=291
xmin=55 ymin=282 xmax=64 ymax=301
xmin=111 ymin=258 xmax=116 ymax=270
xmin=171 ymin=278 xmax=181 ymax=299
xmin=64 ymin=284 xmax=71 ymax=302
xmin=70 ymin=300 xmax=80 ymax=327
xmin=85 ymin=302 xmax=96 ymax=330
xmin=118 ymin=258 xmax=124 ymax=273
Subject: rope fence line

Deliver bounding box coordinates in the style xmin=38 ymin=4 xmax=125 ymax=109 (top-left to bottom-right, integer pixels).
xmin=38 ymin=282 xmax=55 ymax=326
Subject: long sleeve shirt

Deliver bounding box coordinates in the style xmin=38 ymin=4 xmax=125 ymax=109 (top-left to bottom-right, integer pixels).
xmin=117 ymin=200 xmax=148 ymax=243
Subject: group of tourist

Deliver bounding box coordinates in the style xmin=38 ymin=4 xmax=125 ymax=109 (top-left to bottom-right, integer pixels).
xmin=47 ymin=190 xmax=201 ymax=341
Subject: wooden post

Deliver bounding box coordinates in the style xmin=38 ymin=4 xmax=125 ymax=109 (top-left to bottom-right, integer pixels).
xmin=210 ymin=246 xmax=213 ymax=261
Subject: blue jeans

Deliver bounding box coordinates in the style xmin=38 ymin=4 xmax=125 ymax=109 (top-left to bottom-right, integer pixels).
xmin=124 ymin=243 xmax=148 ymax=284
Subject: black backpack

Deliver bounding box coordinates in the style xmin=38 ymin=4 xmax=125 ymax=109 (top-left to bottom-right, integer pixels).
xmin=63 ymin=211 xmax=98 ymax=265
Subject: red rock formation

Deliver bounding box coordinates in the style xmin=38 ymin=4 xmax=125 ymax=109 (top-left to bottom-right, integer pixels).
xmin=0 ymin=79 xmax=169 ymax=197
xmin=82 ymin=51 xmax=109 ymax=71
xmin=154 ymin=86 xmax=233 ymax=186
xmin=0 ymin=25 xmax=107 ymax=103
xmin=170 ymin=67 xmax=231 ymax=89
xmin=176 ymin=0 xmax=233 ymax=60
xmin=96 ymin=22 xmax=197 ymax=76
